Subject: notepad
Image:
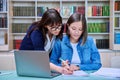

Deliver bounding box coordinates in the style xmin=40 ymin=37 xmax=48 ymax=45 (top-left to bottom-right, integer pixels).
xmin=90 ymin=67 xmax=120 ymax=78
xmin=62 ymin=70 xmax=89 ymax=77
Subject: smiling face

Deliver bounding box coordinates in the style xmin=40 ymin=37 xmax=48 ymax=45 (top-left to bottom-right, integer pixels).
xmin=66 ymin=13 xmax=87 ymax=45
xmin=46 ymin=24 xmax=62 ymax=36
xmin=68 ymin=21 xmax=83 ymax=43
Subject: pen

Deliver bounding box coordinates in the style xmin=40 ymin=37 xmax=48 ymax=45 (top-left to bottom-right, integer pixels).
xmin=59 ymin=58 xmax=69 ymax=67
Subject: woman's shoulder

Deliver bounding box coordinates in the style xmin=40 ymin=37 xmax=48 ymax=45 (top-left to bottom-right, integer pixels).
xmin=86 ymin=36 xmax=94 ymax=41
xmin=84 ymin=36 xmax=94 ymax=45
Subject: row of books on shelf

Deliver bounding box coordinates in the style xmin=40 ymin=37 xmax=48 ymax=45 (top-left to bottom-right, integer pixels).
xmin=12 ymin=22 xmax=109 ymax=33
xmin=0 ymin=16 xmax=7 ymax=28
xmin=0 ymin=0 xmax=7 ymax=11
xmin=37 ymin=5 xmax=109 ymax=17
xmin=62 ymin=6 xmax=85 ymax=17
xmin=87 ymin=22 xmax=109 ymax=33
xmin=96 ymin=39 xmax=109 ymax=49
xmin=115 ymin=1 xmax=120 ymax=11
xmin=0 ymin=31 xmax=7 ymax=45
xmin=114 ymin=32 xmax=120 ymax=44
xmin=13 ymin=39 xmax=109 ymax=49
xmin=87 ymin=5 xmax=110 ymax=17
xmin=12 ymin=5 xmax=109 ymax=17
xmin=13 ymin=7 xmax=35 ymax=16
xmin=115 ymin=17 xmax=120 ymax=27
xmin=12 ymin=23 xmax=30 ymax=33
xmin=37 ymin=7 xmax=60 ymax=17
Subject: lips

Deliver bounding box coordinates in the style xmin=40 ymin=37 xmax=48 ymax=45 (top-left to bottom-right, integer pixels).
xmin=73 ymin=35 xmax=80 ymax=37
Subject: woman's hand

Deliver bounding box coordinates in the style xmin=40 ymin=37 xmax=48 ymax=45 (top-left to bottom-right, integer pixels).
xmin=69 ymin=64 xmax=80 ymax=71
xmin=61 ymin=60 xmax=73 ymax=75
xmin=61 ymin=67 xmax=73 ymax=75
xmin=50 ymin=62 xmax=73 ymax=75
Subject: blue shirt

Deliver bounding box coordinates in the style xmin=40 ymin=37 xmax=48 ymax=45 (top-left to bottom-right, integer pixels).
xmin=50 ymin=35 xmax=102 ymax=70
xmin=19 ymin=24 xmax=45 ymax=50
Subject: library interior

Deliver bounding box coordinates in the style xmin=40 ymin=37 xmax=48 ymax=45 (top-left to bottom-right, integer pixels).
xmin=0 ymin=0 xmax=120 ymax=80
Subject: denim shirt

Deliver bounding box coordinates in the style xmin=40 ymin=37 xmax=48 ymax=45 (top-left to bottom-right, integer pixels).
xmin=50 ymin=35 xmax=102 ymax=70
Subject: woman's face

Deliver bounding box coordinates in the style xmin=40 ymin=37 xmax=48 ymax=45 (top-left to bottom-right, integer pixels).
xmin=68 ymin=21 xmax=83 ymax=43
xmin=46 ymin=24 xmax=62 ymax=36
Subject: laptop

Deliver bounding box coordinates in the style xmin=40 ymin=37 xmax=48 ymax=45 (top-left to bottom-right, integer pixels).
xmin=14 ymin=50 xmax=61 ymax=78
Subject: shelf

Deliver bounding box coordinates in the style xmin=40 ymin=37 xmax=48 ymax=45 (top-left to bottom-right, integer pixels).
xmin=12 ymin=0 xmax=35 ymax=2
xmin=12 ymin=16 xmax=35 ymax=19
xmin=113 ymin=44 xmax=120 ymax=50
xmin=12 ymin=33 xmax=26 ymax=36
xmin=87 ymin=16 xmax=109 ymax=19
xmin=0 ymin=45 xmax=8 ymax=51
xmin=0 ymin=11 xmax=8 ymax=14
xmin=87 ymin=0 xmax=109 ymax=2
xmin=37 ymin=0 xmax=60 ymax=2
xmin=0 ymin=28 xmax=8 ymax=30
xmin=114 ymin=27 xmax=120 ymax=30
xmin=62 ymin=0 xmax=85 ymax=2
xmin=88 ymin=33 xmax=109 ymax=35
xmin=114 ymin=11 xmax=120 ymax=14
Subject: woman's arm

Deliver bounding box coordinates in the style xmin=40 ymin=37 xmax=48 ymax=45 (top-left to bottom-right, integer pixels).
xmin=31 ymin=30 xmax=44 ymax=50
xmin=79 ymin=37 xmax=102 ymax=70
xmin=50 ymin=39 xmax=62 ymax=66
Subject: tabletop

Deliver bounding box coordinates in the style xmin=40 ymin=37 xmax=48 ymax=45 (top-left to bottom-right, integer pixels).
xmin=0 ymin=71 xmax=120 ymax=80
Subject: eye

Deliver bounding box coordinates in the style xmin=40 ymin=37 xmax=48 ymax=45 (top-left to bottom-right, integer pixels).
xmin=79 ymin=28 xmax=83 ymax=31
xmin=71 ymin=27 xmax=76 ymax=30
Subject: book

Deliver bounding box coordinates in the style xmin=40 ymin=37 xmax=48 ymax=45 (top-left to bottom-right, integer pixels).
xmin=87 ymin=6 xmax=92 ymax=17
xmin=0 ymin=31 xmax=5 ymax=45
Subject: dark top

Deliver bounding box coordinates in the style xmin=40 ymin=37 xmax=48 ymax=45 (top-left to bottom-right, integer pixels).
xmin=19 ymin=24 xmax=45 ymax=50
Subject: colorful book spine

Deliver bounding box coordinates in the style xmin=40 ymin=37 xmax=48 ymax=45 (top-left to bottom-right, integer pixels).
xmin=87 ymin=22 xmax=109 ymax=33
xmin=87 ymin=6 xmax=92 ymax=17
xmin=12 ymin=23 xmax=30 ymax=33
xmin=13 ymin=7 xmax=35 ymax=16
xmin=114 ymin=32 xmax=120 ymax=44
xmin=14 ymin=40 xmax=22 ymax=49
xmin=115 ymin=1 xmax=120 ymax=11
xmin=96 ymin=39 xmax=109 ymax=49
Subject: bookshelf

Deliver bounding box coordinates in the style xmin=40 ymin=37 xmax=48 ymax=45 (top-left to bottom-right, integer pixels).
xmin=0 ymin=0 xmax=10 ymax=51
xmin=86 ymin=0 xmax=110 ymax=49
xmin=9 ymin=0 xmax=61 ymax=49
xmin=0 ymin=0 xmax=117 ymax=50
xmin=110 ymin=0 xmax=120 ymax=50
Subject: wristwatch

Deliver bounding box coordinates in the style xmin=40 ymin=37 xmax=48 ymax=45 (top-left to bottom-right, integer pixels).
xmin=76 ymin=65 xmax=80 ymax=70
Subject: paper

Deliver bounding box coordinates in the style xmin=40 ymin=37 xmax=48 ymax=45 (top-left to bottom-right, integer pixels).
xmin=0 ymin=72 xmax=13 ymax=76
xmin=63 ymin=70 xmax=89 ymax=77
xmin=90 ymin=67 xmax=120 ymax=78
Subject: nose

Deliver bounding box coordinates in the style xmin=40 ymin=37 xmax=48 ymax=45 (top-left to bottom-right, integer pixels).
xmin=75 ymin=31 xmax=79 ymax=34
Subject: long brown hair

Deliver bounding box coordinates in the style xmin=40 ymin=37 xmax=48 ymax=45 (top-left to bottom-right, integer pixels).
xmin=66 ymin=13 xmax=88 ymax=45
xmin=27 ymin=8 xmax=62 ymax=43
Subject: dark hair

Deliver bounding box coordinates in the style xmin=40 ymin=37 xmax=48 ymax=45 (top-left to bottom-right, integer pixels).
xmin=66 ymin=13 xmax=88 ymax=45
xmin=28 ymin=8 xmax=62 ymax=42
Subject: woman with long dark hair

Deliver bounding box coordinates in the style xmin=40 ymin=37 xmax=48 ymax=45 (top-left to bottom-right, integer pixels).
xmin=20 ymin=9 xmax=73 ymax=74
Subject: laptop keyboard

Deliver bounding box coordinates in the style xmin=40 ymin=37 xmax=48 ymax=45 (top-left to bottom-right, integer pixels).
xmin=51 ymin=71 xmax=61 ymax=77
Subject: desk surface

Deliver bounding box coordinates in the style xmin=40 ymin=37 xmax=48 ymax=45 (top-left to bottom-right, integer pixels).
xmin=0 ymin=71 xmax=119 ymax=80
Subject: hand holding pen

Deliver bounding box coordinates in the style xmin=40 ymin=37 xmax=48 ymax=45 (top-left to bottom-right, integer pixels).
xmin=59 ymin=58 xmax=73 ymax=74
